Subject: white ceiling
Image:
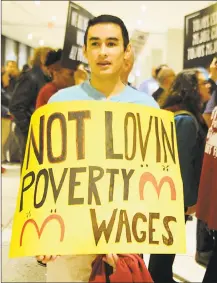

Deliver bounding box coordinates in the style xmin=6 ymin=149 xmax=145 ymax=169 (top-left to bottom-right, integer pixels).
xmin=2 ymin=0 xmax=216 ymax=49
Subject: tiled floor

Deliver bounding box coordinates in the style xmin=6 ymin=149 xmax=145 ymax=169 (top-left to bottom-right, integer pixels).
xmin=1 ymin=164 xmax=206 ymax=282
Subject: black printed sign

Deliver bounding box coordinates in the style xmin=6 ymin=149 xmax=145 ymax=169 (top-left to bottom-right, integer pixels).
xmin=183 ymin=3 xmax=217 ymax=69
xmin=61 ymin=1 xmax=94 ymax=70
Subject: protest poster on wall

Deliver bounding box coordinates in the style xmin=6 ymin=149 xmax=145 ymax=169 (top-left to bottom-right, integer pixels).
xmin=61 ymin=1 xmax=94 ymax=70
xmin=9 ymin=101 xmax=186 ymax=257
xmin=183 ymin=3 xmax=217 ymax=69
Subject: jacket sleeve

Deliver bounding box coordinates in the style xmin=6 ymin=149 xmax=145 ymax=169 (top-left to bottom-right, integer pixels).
xmin=175 ymin=115 xmax=198 ymax=207
xmin=9 ymin=74 xmax=38 ymax=135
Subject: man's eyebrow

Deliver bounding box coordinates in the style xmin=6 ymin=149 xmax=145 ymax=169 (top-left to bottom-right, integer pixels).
xmin=89 ymin=37 xmax=100 ymax=41
xmin=107 ymin=37 xmax=119 ymax=41
xmin=88 ymin=37 xmax=119 ymax=41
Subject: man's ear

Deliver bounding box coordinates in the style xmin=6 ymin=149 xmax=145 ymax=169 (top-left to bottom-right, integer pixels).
xmin=83 ymin=45 xmax=87 ymax=60
xmin=124 ymin=44 xmax=132 ymax=60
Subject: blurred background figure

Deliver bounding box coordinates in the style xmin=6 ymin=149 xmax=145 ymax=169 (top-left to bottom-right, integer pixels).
xmin=138 ymin=64 xmax=168 ymax=96
xmin=36 ymin=49 xmax=76 ymax=108
xmin=120 ymin=48 xmax=134 ymax=86
xmin=1 ymin=93 xmax=12 ymax=173
xmin=74 ymin=62 xmax=89 ymax=85
xmin=2 ymin=60 xmax=20 ymax=93
xmin=149 ymin=68 xmax=211 ymax=283
xmin=9 ymin=46 xmax=53 ymax=166
xmin=196 ymin=105 xmax=217 ymax=283
xmin=1 ymin=61 xmax=20 ymax=171
xmin=153 ymin=66 xmax=176 ymax=107
xmin=21 ymin=64 xmax=31 ymax=73
xmin=194 ymin=61 xmax=217 ymax=267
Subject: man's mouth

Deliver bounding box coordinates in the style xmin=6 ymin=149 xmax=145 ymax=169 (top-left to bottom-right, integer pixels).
xmin=97 ymin=62 xmax=111 ymax=66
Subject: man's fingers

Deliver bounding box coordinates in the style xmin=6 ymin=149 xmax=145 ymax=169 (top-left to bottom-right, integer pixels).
xmin=36 ymin=255 xmax=59 ymax=263
xmin=112 ymin=254 xmax=119 ymax=264
xmin=36 ymin=255 xmax=44 ymax=261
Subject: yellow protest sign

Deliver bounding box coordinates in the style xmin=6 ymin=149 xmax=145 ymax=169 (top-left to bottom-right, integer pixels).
xmin=9 ymin=101 xmax=186 ymax=257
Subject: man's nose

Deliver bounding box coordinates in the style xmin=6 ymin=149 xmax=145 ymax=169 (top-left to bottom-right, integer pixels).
xmin=99 ymin=44 xmax=108 ymax=57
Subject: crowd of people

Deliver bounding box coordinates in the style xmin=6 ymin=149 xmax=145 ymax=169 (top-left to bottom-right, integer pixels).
xmin=1 ymin=13 xmax=217 ymax=283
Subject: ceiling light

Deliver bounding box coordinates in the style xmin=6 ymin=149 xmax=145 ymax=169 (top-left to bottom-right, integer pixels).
xmin=51 ymin=16 xmax=57 ymax=21
xmin=137 ymin=20 xmax=142 ymax=26
xmin=28 ymin=33 xmax=33 ymax=40
xmin=39 ymin=39 xmax=44 ymax=46
xmin=141 ymin=5 xmax=146 ymax=12
xmin=34 ymin=1 xmax=40 ymax=6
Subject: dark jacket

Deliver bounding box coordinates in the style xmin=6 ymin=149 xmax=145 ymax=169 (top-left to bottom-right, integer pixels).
xmin=174 ymin=112 xmax=207 ymax=207
xmin=152 ymin=87 xmax=164 ymax=101
xmin=9 ymin=66 xmax=51 ymax=135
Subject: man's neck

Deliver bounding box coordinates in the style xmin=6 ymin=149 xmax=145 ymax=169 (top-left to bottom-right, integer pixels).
xmin=90 ymin=74 xmax=126 ymax=98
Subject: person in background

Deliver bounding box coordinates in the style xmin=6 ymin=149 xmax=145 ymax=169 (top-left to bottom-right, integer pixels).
xmin=1 ymin=67 xmax=14 ymax=171
xmin=36 ymin=14 xmax=158 ymax=282
xmin=152 ymin=66 xmax=176 ymax=107
xmin=36 ymin=49 xmax=76 ymax=109
xmin=196 ymin=106 xmax=217 ymax=283
xmin=74 ymin=62 xmax=89 ymax=85
xmin=21 ymin=64 xmax=31 ymax=73
xmin=2 ymin=60 xmax=20 ymax=93
xmin=203 ymin=58 xmax=217 ymax=128
xmin=138 ymin=65 xmax=163 ymax=96
xmin=9 ymin=46 xmax=53 ymax=165
xmin=1 ymin=84 xmax=12 ymax=173
xmin=195 ymin=61 xmax=217 ymax=267
xmin=149 ymin=69 xmax=210 ymax=283
xmin=120 ymin=47 xmax=134 ymax=86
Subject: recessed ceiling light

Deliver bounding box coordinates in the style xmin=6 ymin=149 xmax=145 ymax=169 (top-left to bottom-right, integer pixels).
xmin=137 ymin=19 xmax=143 ymax=26
xmin=39 ymin=39 xmax=44 ymax=46
xmin=28 ymin=33 xmax=33 ymax=40
xmin=34 ymin=1 xmax=40 ymax=6
xmin=141 ymin=5 xmax=146 ymax=12
xmin=52 ymin=16 xmax=57 ymax=21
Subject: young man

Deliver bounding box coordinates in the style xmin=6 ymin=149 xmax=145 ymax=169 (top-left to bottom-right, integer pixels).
xmin=36 ymin=14 xmax=159 ymax=282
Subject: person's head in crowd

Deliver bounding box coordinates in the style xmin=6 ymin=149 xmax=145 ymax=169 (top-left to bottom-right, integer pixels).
xmin=120 ymin=48 xmax=134 ymax=84
xmin=83 ymin=14 xmax=131 ymax=82
xmin=5 ymin=60 xmax=19 ymax=78
xmin=2 ymin=61 xmax=18 ymax=88
xmin=152 ymin=64 xmax=168 ymax=80
xmin=163 ymin=69 xmax=211 ymax=121
xmin=31 ymin=47 xmax=54 ymax=76
xmin=45 ymin=49 xmax=75 ymax=89
xmin=157 ymin=67 xmax=175 ymax=91
xmin=74 ymin=63 xmax=89 ymax=85
xmin=21 ymin=64 xmax=31 ymax=73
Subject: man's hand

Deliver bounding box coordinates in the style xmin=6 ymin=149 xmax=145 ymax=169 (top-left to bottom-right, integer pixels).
xmin=36 ymin=255 xmax=60 ymax=264
xmin=103 ymin=254 xmax=119 ymax=271
xmin=209 ymin=58 xmax=217 ymax=82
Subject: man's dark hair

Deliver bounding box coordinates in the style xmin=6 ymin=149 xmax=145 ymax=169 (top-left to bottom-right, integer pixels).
xmin=84 ymin=14 xmax=129 ymax=50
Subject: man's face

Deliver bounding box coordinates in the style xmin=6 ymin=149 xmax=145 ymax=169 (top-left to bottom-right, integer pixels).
xmin=5 ymin=61 xmax=18 ymax=77
xmin=83 ymin=23 xmax=128 ymax=79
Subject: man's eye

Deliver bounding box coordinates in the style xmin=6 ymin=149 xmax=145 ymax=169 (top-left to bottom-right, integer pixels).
xmin=91 ymin=42 xmax=99 ymax=46
xmin=107 ymin=42 xmax=116 ymax=47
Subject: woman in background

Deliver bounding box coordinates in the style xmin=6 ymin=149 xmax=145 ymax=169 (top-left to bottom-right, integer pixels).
xmin=148 ymin=69 xmax=211 ymax=283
